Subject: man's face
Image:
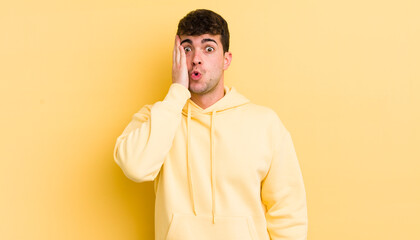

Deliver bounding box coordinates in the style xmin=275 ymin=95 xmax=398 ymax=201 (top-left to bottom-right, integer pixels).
xmin=179 ymin=34 xmax=232 ymax=95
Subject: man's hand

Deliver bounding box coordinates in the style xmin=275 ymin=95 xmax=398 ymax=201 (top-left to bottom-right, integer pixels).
xmin=172 ymin=35 xmax=189 ymax=89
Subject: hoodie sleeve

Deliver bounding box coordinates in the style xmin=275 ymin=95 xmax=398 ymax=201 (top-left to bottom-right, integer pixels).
xmin=113 ymin=83 xmax=191 ymax=183
xmin=261 ymin=118 xmax=308 ymax=240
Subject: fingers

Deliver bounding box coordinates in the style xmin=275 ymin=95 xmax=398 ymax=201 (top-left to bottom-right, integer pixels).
xmin=173 ymin=35 xmax=186 ymax=68
xmin=173 ymin=35 xmax=176 ymax=64
xmin=175 ymin=35 xmax=186 ymax=67
xmin=173 ymin=35 xmax=181 ymax=65
xmin=171 ymin=35 xmax=188 ymax=87
xmin=176 ymin=35 xmax=181 ymax=64
xmin=179 ymin=43 xmax=186 ymax=67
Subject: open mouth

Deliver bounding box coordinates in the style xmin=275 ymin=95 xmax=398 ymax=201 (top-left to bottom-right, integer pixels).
xmin=191 ymin=71 xmax=202 ymax=80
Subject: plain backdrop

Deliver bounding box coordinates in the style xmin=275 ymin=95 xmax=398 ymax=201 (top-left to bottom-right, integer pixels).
xmin=1 ymin=0 xmax=419 ymax=239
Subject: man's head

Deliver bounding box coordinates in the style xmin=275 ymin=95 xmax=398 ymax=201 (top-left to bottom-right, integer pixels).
xmin=177 ymin=9 xmax=230 ymax=53
xmin=176 ymin=9 xmax=232 ymax=96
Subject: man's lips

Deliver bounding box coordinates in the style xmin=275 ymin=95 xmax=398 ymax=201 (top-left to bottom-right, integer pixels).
xmin=190 ymin=70 xmax=202 ymax=80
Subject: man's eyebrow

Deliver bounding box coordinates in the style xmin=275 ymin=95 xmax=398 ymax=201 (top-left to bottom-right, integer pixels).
xmin=202 ymin=38 xmax=218 ymax=45
xmin=180 ymin=39 xmax=192 ymax=45
xmin=180 ymin=38 xmax=218 ymax=45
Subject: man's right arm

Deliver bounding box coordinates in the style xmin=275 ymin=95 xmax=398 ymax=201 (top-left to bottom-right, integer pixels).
xmin=113 ymin=83 xmax=190 ymax=182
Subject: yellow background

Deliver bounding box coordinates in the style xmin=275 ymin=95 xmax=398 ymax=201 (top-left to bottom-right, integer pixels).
xmin=1 ymin=0 xmax=419 ymax=239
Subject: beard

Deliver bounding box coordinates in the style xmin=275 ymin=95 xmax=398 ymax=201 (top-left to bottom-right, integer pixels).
xmin=189 ymin=78 xmax=220 ymax=95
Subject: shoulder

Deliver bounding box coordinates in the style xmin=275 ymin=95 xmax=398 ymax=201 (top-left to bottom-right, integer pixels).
xmin=242 ymin=103 xmax=289 ymax=134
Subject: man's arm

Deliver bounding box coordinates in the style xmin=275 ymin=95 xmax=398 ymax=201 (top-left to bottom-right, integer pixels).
xmin=113 ymin=35 xmax=190 ymax=182
xmin=113 ymin=83 xmax=190 ymax=182
xmin=261 ymin=119 xmax=308 ymax=239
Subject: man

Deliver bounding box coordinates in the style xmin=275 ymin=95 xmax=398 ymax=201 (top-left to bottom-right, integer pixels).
xmin=113 ymin=9 xmax=307 ymax=240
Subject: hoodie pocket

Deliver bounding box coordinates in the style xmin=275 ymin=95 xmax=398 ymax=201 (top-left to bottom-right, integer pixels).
xmin=166 ymin=213 xmax=259 ymax=240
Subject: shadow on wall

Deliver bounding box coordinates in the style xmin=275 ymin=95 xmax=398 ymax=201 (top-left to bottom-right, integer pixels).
xmin=106 ymin=30 xmax=179 ymax=239
xmin=109 ymin=35 xmax=174 ymax=239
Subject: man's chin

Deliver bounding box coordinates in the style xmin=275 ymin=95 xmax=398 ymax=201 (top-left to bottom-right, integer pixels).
xmin=188 ymin=82 xmax=208 ymax=95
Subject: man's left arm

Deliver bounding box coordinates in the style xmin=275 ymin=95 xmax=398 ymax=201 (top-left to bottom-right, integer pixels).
xmin=261 ymin=128 xmax=308 ymax=240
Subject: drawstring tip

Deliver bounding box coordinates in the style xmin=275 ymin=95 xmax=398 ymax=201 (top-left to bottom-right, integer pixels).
xmin=212 ymin=214 xmax=215 ymax=224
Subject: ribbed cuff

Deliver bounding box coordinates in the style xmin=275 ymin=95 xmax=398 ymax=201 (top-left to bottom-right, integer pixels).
xmin=163 ymin=83 xmax=191 ymax=112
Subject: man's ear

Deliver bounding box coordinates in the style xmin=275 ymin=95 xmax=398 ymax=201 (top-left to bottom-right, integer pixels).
xmin=223 ymin=51 xmax=232 ymax=70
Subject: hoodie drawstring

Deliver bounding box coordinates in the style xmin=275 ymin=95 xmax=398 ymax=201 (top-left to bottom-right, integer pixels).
xmin=210 ymin=110 xmax=216 ymax=224
xmin=186 ymin=102 xmax=197 ymax=216
xmin=186 ymin=102 xmax=217 ymax=224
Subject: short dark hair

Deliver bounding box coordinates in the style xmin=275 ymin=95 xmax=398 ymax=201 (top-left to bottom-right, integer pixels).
xmin=177 ymin=9 xmax=230 ymax=53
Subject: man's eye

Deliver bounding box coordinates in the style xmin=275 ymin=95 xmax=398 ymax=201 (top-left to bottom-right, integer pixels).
xmin=206 ymin=46 xmax=214 ymax=52
xmin=184 ymin=47 xmax=191 ymax=52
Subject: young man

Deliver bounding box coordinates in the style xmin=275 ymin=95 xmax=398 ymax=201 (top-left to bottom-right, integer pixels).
xmin=114 ymin=9 xmax=308 ymax=240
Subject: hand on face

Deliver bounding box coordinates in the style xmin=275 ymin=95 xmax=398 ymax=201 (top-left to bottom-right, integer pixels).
xmin=172 ymin=35 xmax=189 ymax=89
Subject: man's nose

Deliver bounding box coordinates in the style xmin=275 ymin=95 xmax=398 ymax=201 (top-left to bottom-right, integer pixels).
xmin=192 ymin=51 xmax=202 ymax=65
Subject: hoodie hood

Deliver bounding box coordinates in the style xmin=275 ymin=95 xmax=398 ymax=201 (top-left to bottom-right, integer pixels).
xmin=181 ymin=85 xmax=250 ymax=224
xmin=181 ymin=85 xmax=251 ymax=114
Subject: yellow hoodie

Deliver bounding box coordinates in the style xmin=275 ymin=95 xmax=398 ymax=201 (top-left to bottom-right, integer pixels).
xmin=114 ymin=83 xmax=308 ymax=240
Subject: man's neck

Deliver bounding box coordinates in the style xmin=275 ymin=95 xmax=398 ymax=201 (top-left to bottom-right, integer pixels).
xmin=190 ymin=81 xmax=225 ymax=110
